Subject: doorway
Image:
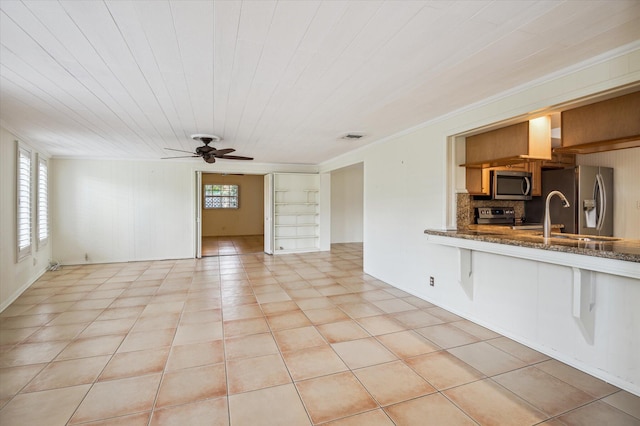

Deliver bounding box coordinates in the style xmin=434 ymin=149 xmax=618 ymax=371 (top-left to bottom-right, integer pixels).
xmin=330 ymin=163 xmax=364 ymax=244
xmin=200 ymin=173 xmax=264 ymax=256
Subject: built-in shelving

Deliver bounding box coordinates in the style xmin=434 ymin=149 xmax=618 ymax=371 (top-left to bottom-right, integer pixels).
xmin=271 ymin=173 xmax=320 ymax=253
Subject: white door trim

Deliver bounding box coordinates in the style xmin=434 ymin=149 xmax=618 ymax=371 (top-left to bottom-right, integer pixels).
xmin=195 ymin=171 xmax=202 ymax=258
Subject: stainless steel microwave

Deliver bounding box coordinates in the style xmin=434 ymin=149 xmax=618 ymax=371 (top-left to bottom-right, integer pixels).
xmin=492 ymin=170 xmax=532 ymax=200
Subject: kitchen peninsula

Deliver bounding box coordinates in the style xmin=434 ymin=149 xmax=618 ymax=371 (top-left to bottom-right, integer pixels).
xmin=427 ymin=86 xmax=640 ymax=396
xmin=422 ymin=225 xmax=639 ymax=396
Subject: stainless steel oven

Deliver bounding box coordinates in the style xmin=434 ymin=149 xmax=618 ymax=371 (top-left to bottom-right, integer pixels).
xmin=492 ymin=170 xmax=532 ymax=200
xmin=475 ymin=207 xmax=515 ymax=225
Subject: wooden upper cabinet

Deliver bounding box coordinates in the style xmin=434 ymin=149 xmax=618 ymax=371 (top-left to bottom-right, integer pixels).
xmin=558 ymin=90 xmax=640 ymax=154
xmin=463 ymin=117 xmax=552 ymax=168
xmin=465 ymin=168 xmax=490 ymax=196
xmin=526 ymin=161 xmax=541 ymax=197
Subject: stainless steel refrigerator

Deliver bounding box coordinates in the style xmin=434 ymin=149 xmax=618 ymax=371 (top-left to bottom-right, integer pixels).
xmin=527 ymin=165 xmax=613 ymax=236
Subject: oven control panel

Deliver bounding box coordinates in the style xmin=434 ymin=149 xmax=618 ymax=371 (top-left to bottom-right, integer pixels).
xmin=475 ymin=207 xmax=515 ymax=224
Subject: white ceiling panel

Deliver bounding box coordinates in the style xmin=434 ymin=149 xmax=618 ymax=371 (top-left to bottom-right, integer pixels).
xmin=1 ymin=0 xmax=639 ymax=164
xmin=171 ymin=1 xmax=214 ymax=137
xmin=105 ymin=1 xmax=189 ymax=152
xmin=221 ymin=1 xmax=277 ymax=148
xmin=212 ymin=0 xmax=241 ymax=139
xmin=234 ymin=1 xmax=320 ymax=148
xmin=131 ymin=1 xmax=199 ymax=145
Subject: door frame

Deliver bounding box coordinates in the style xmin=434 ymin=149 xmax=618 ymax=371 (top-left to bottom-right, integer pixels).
xmin=195 ymin=171 xmax=202 ymax=258
xmin=195 ymin=171 xmax=269 ymax=257
xmin=264 ymin=173 xmax=274 ymax=254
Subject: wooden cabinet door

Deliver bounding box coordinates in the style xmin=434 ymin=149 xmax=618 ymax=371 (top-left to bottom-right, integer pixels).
xmin=527 ymin=162 xmax=541 ymax=197
xmin=466 ymin=168 xmax=490 ymax=196
xmin=466 ymin=122 xmax=529 ymax=164
xmin=562 ymin=91 xmax=640 ymax=147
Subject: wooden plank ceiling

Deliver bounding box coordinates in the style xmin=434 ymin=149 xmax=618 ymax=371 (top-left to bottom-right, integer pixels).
xmin=1 ymin=0 xmax=639 ymax=164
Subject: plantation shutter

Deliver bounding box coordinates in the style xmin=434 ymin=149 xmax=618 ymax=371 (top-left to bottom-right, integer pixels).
xmin=17 ymin=146 xmax=32 ymax=260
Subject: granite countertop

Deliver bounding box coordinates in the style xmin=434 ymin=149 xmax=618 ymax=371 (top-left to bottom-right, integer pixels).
xmin=424 ymin=225 xmax=640 ymax=263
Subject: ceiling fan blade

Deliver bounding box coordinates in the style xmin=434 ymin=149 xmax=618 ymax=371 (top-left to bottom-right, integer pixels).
xmin=212 ymin=148 xmax=235 ymax=156
xmin=218 ymin=155 xmax=254 ymax=160
xmin=161 ymin=156 xmax=199 ymax=159
xmin=165 ymin=148 xmax=196 ymax=154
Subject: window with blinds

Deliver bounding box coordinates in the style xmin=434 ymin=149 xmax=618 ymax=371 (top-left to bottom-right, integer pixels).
xmin=17 ymin=146 xmax=32 ymax=261
xmin=37 ymin=155 xmax=48 ymax=248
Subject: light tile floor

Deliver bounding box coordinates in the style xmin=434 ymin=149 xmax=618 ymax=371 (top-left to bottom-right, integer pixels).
xmin=202 ymin=235 xmax=264 ymax=257
xmin=0 ymin=243 xmax=638 ymax=425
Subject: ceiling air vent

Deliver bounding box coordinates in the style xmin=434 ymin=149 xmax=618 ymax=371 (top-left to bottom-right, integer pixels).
xmin=339 ymin=132 xmax=365 ymax=140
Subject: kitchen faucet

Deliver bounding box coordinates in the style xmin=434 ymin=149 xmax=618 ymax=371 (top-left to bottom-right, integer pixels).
xmin=543 ymin=190 xmax=571 ymax=239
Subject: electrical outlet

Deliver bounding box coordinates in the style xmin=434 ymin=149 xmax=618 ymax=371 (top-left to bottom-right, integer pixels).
xmin=429 ymin=276 xmax=435 ymax=287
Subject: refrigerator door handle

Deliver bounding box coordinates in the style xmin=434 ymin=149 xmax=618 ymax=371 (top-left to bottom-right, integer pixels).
xmin=594 ymin=173 xmax=606 ymax=231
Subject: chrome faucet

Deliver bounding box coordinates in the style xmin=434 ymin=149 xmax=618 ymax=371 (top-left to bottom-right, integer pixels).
xmin=543 ymin=190 xmax=570 ymax=239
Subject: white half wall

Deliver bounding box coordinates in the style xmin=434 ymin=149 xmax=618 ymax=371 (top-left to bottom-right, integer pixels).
xmin=331 ymin=163 xmax=363 ymax=244
xmin=1 ymin=127 xmax=51 ymax=311
xmin=422 ymin=243 xmax=640 ymax=394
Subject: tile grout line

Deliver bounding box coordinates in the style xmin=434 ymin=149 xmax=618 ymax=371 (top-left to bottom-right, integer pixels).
xmin=3 ymin=244 xmax=636 ymax=425
xmin=145 ymin=260 xmax=195 ymax=425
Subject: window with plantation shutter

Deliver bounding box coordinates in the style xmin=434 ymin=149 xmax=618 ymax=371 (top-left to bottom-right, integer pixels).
xmin=17 ymin=146 xmax=32 ymax=261
xmin=37 ymin=155 xmax=48 ymax=248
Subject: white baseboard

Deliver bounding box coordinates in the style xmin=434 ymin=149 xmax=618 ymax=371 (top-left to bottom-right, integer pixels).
xmin=0 ymin=266 xmax=48 ymax=313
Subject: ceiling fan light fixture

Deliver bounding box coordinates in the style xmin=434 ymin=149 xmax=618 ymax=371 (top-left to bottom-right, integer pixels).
xmin=191 ymin=133 xmax=221 ymax=143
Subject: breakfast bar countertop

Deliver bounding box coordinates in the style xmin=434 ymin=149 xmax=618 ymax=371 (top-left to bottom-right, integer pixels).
xmin=424 ymin=225 xmax=640 ymax=263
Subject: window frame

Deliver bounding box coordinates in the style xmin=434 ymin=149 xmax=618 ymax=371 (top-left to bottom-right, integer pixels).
xmin=203 ymin=184 xmax=239 ymax=209
xmin=36 ymin=154 xmax=49 ymax=249
xmin=16 ymin=144 xmax=32 ymax=261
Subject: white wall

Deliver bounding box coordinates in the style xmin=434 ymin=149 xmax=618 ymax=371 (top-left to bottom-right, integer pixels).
xmin=320 ymin=47 xmax=640 ymax=392
xmin=577 ymin=148 xmax=640 ymax=239
xmin=51 ymin=158 xmax=318 ymax=264
xmin=331 ymin=163 xmax=363 ymax=243
xmin=51 ymin=159 xmax=195 ymax=264
xmin=320 ymin=47 xmax=640 ymax=288
xmin=1 ymin=127 xmax=52 ymax=311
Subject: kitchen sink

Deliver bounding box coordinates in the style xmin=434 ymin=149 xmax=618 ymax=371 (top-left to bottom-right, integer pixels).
xmin=511 ymin=224 xmax=544 ymax=230
xmin=524 ymin=231 xmax=622 ymax=242
xmin=547 ymin=234 xmax=621 ymax=242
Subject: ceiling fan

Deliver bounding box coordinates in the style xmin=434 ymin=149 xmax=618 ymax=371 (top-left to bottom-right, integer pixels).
xmin=162 ymin=134 xmax=253 ymax=164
